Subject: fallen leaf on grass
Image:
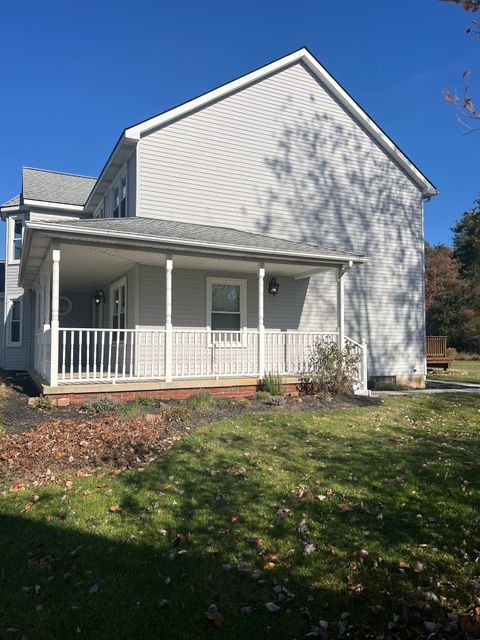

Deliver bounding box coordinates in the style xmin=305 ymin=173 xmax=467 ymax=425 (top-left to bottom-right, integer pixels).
xmin=109 ymin=504 xmax=122 ymax=513
xmin=21 ymin=502 xmax=33 ymax=513
xmin=338 ymin=503 xmax=352 ymax=512
xmin=205 ymin=604 xmax=224 ymax=626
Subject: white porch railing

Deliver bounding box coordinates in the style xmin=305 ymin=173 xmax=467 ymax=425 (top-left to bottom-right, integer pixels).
xmin=51 ymin=328 xmax=368 ymax=392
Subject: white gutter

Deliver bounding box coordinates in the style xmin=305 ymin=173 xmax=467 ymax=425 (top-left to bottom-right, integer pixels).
xmin=23 ymin=199 xmax=85 ymax=212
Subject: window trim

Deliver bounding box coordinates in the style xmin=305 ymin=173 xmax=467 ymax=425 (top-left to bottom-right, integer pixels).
xmin=6 ymin=296 xmax=23 ymax=347
xmin=206 ymin=277 xmax=247 ymax=339
xmin=109 ymin=276 xmax=127 ymax=329
xmin=8 ymin=215 xmax=24 ymax=264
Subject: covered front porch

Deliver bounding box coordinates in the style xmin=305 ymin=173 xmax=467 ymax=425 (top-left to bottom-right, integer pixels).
xmin=21 ymin=217 xmax=369 ymax=396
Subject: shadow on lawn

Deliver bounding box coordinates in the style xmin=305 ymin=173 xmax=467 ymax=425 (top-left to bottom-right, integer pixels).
xmin=1 ymin=397 xmax=479 ymax=639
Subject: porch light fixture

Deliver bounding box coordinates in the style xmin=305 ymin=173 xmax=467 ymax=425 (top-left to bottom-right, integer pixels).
xmin=268 ymin=276 xmax=280 ymax=297
xmin=93 ymin=289 xmax=106 ymax=305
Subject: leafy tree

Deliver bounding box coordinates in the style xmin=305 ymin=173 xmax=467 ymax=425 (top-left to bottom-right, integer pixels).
xmin=425 ymin=243 xmax=466 ymax=343
xmin=452 ymin=198 xmax=480 ymax=279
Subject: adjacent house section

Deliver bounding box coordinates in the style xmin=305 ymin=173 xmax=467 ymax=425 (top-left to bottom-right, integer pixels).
xmin=0 ymin=168 xmax=97 ymax=370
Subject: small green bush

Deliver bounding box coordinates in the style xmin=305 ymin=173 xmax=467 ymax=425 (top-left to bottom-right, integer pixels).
xmin=133 ymin=396 xmax=156 ymax=408
xmin=31 ymin=396 xmax=54 ymax=411
xmin=255 ymin=390 xmax=271 ymax=400
xmin=182 ymin=391 xmax=214 ymax=412
xmin=83 ymin=397 xmax=120 ymax=415
xmin=160 ymin=404 xmax=191 ymax=423
xmin=301 ymin=340 xmax=360 ymax=396
xmin=262 ymin=373 xmax=284 ymax=396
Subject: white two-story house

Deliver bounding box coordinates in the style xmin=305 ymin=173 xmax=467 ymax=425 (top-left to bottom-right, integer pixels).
xmin=0 ymin=48 xmax=437 ymax=400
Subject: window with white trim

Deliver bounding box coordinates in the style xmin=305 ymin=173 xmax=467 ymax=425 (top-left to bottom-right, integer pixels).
xmin=9 ymin=216 xmax=23 ymax=263
xmin=110 ymin=277 xmax=127 ymax=329
xmin=206 ymin=277 xmax=246 ymax=332
xmin=7 ymin=297 xmax=22 ymax=346
xmin=112 ymin=175 xmax=127 ymax=218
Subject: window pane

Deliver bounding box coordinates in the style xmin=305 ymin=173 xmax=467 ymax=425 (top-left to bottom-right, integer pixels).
xmin=14 ymin=220 xmax=22 ymax=238
xmin=212 ymin=284 xmax=240 ymax=312
xmin=11 ymin=321 xmax=20 ymax=343
xmin=11 ymin=300 xmax=21 ymax=321
xmin=14 ymin=239 xmax=22 ymax=260
xmin=211 ymin=312 xmax=240 ymax=330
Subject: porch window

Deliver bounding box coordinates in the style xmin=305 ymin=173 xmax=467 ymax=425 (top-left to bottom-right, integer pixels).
xmin=110 ymin=277 xmax=127 ymax=329
xmin=206 ymin=277 xmax=246 ymax=332
xmin=7 ymin=297 xmax=22 ymax=346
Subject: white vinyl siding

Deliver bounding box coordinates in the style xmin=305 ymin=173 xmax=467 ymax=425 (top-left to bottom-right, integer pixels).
xmin=136 ymin=62 xmax=426 ymax=378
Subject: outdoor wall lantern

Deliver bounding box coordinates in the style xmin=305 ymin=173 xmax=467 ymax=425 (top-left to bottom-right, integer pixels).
xmin=268 ymin=276 xmax=280 ymax=297
xmin=93 ymin=290 xmax=106 ymax=305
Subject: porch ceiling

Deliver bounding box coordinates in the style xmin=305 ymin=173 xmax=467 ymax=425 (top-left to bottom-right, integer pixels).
xmin=58 ymin=244 xmax=337 ymax=291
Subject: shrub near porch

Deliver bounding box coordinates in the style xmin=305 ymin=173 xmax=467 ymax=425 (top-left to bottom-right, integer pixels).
xmin=1 ymin=395 xmax=480 ymax=639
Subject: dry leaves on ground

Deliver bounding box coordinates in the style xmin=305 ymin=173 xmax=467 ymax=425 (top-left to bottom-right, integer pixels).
xmin=0 ymin=413 xmax=186 ymax=483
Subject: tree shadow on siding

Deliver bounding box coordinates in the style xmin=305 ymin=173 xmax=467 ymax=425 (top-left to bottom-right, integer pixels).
xmin=256 ymin=84 xmax=427 ymax=376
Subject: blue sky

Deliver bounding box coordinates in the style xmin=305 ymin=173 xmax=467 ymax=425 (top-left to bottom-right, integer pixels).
xmin=1 ymin=0 xmax=478 ymax=255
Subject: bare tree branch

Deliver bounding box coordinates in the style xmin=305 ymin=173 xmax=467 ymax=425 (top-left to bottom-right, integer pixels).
xmin=440 ymin=0 xmax=480 ymax=131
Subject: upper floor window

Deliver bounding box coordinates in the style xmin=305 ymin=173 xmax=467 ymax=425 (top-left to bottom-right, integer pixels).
xmin=112 ymin=176 xmax=127 ymax=218
xmin=9 ymin=216 xmax=23 ymax=263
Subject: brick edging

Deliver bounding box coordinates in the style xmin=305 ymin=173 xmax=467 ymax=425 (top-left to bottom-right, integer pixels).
xmin=41 ymin=383 xmax=300 ymax=406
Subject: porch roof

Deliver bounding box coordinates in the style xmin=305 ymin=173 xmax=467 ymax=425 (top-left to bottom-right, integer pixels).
xmin=20 ymin=216 xmax=366 ymax=288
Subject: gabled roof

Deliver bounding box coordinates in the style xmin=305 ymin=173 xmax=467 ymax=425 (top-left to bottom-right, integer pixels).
xmin=85 ymin=47 xmax=436 ymax=211
xmin=22 ymin=167 xmax=97 ymax=206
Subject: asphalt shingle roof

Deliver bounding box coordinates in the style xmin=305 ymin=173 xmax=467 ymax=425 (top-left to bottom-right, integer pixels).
xmin=0 ymin=194 xmax=21 ymax=208
xmin=39 ymin=216 xmax=364 ymax=261
xmin=22 ymin=167 xmax=97 ymax=206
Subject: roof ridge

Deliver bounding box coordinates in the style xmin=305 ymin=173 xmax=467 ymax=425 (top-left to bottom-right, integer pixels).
xmin=23 ymin=166 xmax=97 ymax=180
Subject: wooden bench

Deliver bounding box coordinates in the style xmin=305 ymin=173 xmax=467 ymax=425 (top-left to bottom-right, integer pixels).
xmin=426 ymin=336 xmax=453 ymax=369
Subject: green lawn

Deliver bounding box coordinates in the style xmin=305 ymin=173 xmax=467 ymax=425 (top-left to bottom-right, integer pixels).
xmin=1 ymin=395 xmax=479 ymax=639
xmin=428 ymin=360 xmax=480 ymax=384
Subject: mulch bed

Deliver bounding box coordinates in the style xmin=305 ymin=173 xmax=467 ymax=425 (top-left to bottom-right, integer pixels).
xmin=0 ymin=378 xmax=378 ymax=486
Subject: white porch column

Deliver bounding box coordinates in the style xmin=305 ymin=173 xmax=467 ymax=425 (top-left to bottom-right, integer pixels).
xmin=257 ymin=263 xmax=265 ymax=378
xmin=337 ymin=265 xmax=345 ymax=351
xmin=164 ymin=255 xmax=173 ymax=382
xmin=49 ymin=242 xmax=60 ymax=386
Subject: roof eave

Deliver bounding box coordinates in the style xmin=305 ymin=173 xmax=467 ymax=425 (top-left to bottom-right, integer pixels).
xmin=19 ymin=221 xmax=366 ymax=288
